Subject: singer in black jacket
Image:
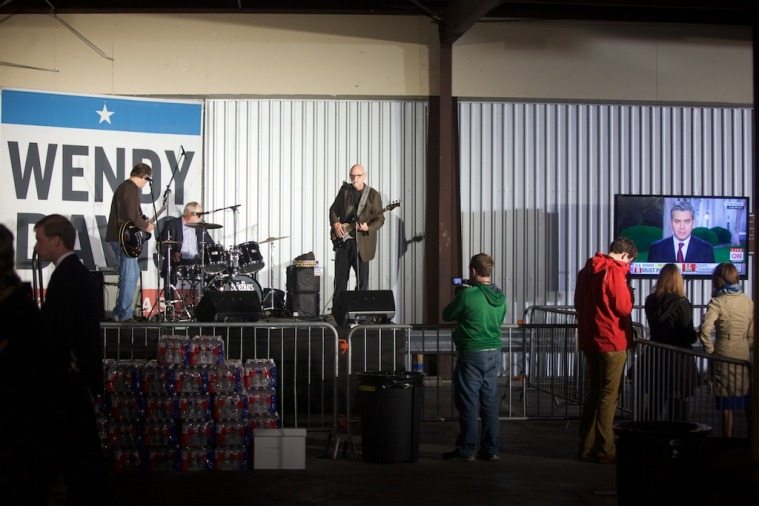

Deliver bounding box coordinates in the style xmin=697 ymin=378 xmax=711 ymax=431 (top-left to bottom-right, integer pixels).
xmin=329 ymin=164 xmax=384 ymax=311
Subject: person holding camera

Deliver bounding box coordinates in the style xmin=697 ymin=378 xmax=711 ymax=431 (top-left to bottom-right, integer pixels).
xmin=441 ymin=253 xmax=507 ymax=461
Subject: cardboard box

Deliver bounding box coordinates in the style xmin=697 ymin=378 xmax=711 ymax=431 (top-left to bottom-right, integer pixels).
xmin=253 ymin=428 xmax=307 ymax=469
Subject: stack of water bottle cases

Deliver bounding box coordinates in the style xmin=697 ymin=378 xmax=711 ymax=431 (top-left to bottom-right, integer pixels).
xmin=98 ymin=335 xmax=280 ymax=471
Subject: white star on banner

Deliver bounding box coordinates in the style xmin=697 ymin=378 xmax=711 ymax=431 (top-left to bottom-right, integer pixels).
xmin=96 ymin=103 xmax=114 ymax=124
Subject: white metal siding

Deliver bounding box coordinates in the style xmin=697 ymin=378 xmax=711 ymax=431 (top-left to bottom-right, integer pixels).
xmin=459 ymin=101 xmax=753 ymax=324
xmin=204 ymin=99 xmax=427 ymax=323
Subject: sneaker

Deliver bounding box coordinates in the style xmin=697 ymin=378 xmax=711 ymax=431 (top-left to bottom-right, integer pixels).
xmin=442 ymin=450 xmax=475 ymax=462
xmin=476 ymin=451 xmax=500 ymax=461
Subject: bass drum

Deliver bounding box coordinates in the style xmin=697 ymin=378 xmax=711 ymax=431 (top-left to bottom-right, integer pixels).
xmin=205 ymin=274 xmax=264 ymax=309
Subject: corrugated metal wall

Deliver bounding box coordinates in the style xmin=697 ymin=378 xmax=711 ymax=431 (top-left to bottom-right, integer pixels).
xmin=458 ymin=101 xmax=753 ymax=324
xmin=203 ymin=99 xmax=427 ymax=323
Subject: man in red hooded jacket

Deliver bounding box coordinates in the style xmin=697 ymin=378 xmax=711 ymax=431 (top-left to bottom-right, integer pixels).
xmin=574 ymin=237 xmax=637 ymax=464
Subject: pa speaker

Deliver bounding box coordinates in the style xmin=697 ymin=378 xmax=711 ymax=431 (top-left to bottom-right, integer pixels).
xmin=332 ymin=290 xmax=395 ymax=325
xmin=287 ymin=292 xmax=320 ymax=319
xmin=286 ymin=265 xmax=319 ymax=293
xmin=196 ymin=291 xmax=262 ymax=322
xmin=89 ymin=270 xmax=106 ymax=320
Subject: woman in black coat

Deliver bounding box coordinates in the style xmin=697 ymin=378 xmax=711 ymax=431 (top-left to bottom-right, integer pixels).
xmin=643 ymin=263 xmax=698 ymax=421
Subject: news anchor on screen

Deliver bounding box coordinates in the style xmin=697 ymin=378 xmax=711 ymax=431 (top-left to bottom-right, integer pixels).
xmin=648 ymin=200 xmax=715 ymax=263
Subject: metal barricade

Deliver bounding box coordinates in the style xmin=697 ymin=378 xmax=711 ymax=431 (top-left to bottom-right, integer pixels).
xmin=101 ymin=321 xmax=340 ymax=430
xmin=106 ymin=318 xmax=716 ymax=429
xmin=344 ymin=324 xmax=413 ymax=431
xmin=631 ymin=338 xmax=751 ymax=437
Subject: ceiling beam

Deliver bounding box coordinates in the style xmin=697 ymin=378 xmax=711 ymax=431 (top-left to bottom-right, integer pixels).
xmin=440 ymin=0 xmax=504 ymax=44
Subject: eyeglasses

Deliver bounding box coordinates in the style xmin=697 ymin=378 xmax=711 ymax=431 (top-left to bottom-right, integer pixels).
xmin=349 ymin=173 xmax=364 ymax=178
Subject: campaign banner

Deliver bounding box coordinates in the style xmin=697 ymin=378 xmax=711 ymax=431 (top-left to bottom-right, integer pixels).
xmin=0 ymin=88 xmax=203 ymax=313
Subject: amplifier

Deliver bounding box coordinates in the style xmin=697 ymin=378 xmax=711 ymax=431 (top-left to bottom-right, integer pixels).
xmin=286 ymin=292 xmax=320 ymax=319
xmin=286 ymin=265 xmax=319 ymax=293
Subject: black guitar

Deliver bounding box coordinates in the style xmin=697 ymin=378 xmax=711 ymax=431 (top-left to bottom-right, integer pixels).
xmin=119 ymin=201 xmax=168 ymax=258
xmin=330 ymin=200 xmax=400 ymax=249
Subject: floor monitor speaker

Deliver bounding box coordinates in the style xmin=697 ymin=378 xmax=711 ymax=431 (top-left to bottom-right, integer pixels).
xmin=196 ymin=291 xmax=262 ymax=322
xmin=332 ymin=290 xmax=395 ymax=325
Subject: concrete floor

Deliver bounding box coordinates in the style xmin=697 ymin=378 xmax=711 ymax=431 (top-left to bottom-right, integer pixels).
xmin=49 ymin=418 xmax=753 ymax=505
xmin=102 ymin=420 xmax=618 ymax=506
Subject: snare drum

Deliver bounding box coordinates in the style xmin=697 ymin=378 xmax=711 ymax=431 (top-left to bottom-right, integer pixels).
xmin=204 ymin=244 xmax=228 ymax=274
xmin=237 ymin=241 xmax=265 ymax=274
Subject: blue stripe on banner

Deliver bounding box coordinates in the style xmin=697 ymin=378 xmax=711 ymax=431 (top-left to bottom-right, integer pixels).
xmin=1 ymin=89 xmax=201 ymax=135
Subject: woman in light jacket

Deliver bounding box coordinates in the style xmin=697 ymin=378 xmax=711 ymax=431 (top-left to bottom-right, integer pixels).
xmin=699 ymin=262 xmax=753 ymax=437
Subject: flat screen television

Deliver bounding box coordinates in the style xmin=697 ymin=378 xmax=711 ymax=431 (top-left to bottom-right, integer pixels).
xmin=614 ymin=194 xmax=750 ymax=279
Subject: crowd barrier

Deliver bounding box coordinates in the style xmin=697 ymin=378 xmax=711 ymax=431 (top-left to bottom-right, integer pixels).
xmin=101 ymin=321 xmax=340 ymax=430
xmin=630 ymin=339 xmax=751 ymax=437
xmin=100 ymin=311 xmax=751 ymax=437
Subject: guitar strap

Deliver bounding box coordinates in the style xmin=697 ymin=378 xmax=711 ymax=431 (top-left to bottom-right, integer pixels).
xmin=356 ymin=185 xmax=371 ymax=219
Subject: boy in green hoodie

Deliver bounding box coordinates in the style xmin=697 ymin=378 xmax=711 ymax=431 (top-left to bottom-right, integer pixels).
xmin=442 ymin=253 xmax=507 ymax=461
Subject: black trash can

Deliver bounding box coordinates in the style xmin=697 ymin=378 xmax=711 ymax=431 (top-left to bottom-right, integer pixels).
xmin=614 ymin=421 xmax=712 ymax=505
xmin=357 ymin=370 xmax=424 ymax=463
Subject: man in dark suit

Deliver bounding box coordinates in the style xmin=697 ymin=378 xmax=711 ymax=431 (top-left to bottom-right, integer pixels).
xmin=648 ymin=200 xmax=715 ymax=263
xmin=34 ymin=214 xmax=106 ymax=505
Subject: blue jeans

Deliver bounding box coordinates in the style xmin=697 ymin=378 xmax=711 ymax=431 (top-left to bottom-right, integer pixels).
xmin=453 ymin=349 xmax=501 ymax=456
xmin=110 ymin=242 xmax=140 ymax=320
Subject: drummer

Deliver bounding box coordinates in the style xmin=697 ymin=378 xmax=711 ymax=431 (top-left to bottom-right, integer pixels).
xmin=159 ymin=201 xmax=216 ymax=300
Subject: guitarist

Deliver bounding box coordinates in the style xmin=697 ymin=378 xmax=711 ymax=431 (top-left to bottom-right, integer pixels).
xmin=105 ymin=162 xmax=155 ymax=322
xmin=329 ymin=163 xmax=384 ymax=307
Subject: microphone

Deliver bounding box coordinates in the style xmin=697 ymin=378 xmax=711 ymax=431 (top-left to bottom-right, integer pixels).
xmin=195 ymin=210 xmax=210 ymax=216
xmin=180 ymin=145 xmax=186 ymax=157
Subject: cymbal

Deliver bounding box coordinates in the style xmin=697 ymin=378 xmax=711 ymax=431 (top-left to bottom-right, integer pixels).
xmin=159 ymin=240 xmax=181 ymax=247
xmin=187 ymin=222 xmax=223 ymax=230
xmin=259 ymin=235 xmax=289 ymax=244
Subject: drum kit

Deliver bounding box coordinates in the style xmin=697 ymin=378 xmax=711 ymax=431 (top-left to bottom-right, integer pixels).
xmin=159 ymin=220 xmax=289 ymax=322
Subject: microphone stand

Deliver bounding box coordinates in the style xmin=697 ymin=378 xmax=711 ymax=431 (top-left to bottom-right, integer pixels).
xmin=151 ymin=146 xmax=184 ymax=321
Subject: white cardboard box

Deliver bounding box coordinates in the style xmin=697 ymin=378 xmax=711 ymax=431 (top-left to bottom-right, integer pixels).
xmin=253 ymin=428 xmax=307 ymax=469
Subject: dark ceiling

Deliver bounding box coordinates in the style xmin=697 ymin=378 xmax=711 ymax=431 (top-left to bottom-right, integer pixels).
xmin=0 ymin=1 xmax=752 ymax=46
xmin=0 ymin=1 xmax=753 ymax=26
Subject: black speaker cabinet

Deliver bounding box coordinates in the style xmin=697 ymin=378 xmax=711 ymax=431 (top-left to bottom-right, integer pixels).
xmin=332 ymin=290 xmax=395 ymax=325
xmin=196 ymin=291 xmax=262 ymax=322
xmin=286 ymin=265 xmax=319 ymax=293
xmin=89 ymin=270 xmax=106 ymax=321
xmin=286 ymin=292 xmax=320 ymax=319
